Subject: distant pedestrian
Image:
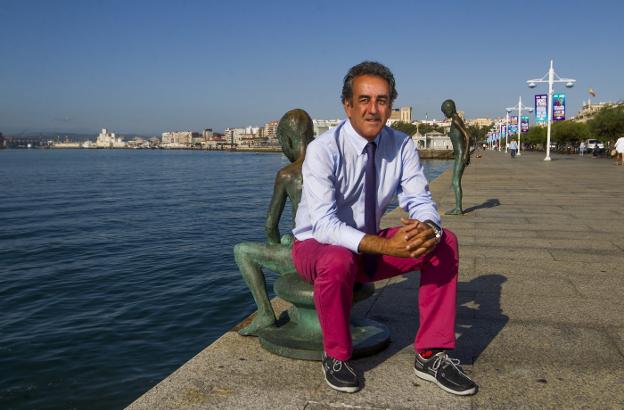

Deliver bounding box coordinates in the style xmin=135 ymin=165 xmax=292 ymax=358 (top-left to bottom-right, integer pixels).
xmin=509 ymin=139 xmax=518 ymax=158
xmin=579 ymin=141 xmax=586 ymax=156
xmin=615 ymin=135 xmax=624 ymax=165
xmin=592 ymin=142 xmax=599 ymax=158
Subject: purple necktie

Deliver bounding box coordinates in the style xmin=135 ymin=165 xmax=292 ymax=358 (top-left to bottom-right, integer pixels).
xmin=363 ymin=141 xmax=377 ymax=278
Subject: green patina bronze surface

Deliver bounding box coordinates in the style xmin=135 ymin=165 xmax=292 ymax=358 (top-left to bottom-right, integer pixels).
xmin=234 ymin=108 xmax=313 ymax=337
xmin=441 ymin=99 xmax=472 ymax=215
xmin=234 ymin=108 xmax=389 ymax=360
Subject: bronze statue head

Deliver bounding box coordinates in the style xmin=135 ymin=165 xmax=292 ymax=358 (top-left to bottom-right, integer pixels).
xmin=277 ymin=108 xmax=314 ymax=163
xmin=441 ymin=99 xmax=457 ymax=118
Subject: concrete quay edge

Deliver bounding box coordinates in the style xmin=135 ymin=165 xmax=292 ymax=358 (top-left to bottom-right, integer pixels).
xmin=128 ymin=150 xmax=624 ymax=409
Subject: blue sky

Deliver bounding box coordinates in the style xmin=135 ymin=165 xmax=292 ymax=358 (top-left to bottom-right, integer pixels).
xmin=1 ymin=0 xmax=622 ymax=135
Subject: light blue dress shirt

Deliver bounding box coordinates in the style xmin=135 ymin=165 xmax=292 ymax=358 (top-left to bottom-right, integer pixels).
xmin=293 ymin=119 xmax=441 ymax=253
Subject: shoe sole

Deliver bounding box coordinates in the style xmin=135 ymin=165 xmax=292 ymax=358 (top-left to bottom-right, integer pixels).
xmin=414 ymin=368 xmax=476 ymax=396
xmin=322 ymin=369 xmax=361 ymax=393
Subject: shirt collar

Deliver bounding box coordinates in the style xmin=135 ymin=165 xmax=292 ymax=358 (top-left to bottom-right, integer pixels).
xmin=343 ymin=119 xmax=383 ymax=155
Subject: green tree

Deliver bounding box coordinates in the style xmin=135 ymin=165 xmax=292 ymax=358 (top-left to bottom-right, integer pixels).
xmin=525 ymin=125 xmax=547 ymax=147
xmin=467 ymin=123 xmax=492 ymax=145
xmin=390 ymin=121 xmax=418 ymax=136
xmin=588 ymin=105 xmax=624 ymax=141
xmin=551 ymin=120 xmax=589 ymax=146
xmin=417 ymin=123 xmax=445 ymax=134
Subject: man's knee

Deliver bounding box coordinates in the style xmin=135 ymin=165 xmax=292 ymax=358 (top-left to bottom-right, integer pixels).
xmin=442 ymin=228 xmax=458 ymax=248
xmin=316 ymin=246 xmax=359 ymax=283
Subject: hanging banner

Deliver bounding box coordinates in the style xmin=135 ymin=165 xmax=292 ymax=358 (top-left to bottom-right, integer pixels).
xmin=500 ymin=124 xmax=506 ymax=138
xmin=521 ymin=116 xmax=529 ymax=133
xmin=552 ymin=93 xmax=566 ymax=121
xmin=535 ymin=94 xmax=548 ymax=125
xmin=509 ymin=116 xmax=518 ymax=134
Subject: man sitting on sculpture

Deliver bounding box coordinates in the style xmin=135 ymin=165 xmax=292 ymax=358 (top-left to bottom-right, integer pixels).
xmin=291 ymin=61 xmax=477 ymax=395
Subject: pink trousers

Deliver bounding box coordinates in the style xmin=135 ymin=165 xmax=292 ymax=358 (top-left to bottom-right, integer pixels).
xmin=292 ymin=227 xmax=459 ymax=361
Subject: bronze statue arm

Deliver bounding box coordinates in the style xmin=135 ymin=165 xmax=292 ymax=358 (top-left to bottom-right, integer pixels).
xmin=454 ymin=115 xmax=472 ymax=163
xmin=265 ymin=173 xmax=288 ymax=245
xmin=454 ymin=116 xmax=471 ymax=147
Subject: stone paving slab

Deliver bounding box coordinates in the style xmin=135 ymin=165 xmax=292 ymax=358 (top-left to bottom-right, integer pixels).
xmin=472 ymin=363 xmax=624 ymax=410
xmin=129 ymin=150 xmax=624 ymax=409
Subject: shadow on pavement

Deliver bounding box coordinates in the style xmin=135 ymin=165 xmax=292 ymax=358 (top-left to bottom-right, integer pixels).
xmin=463 ymin=198 xmax=501 ymax=214
xmin=354 ymin=273 xmax=509 ymax=375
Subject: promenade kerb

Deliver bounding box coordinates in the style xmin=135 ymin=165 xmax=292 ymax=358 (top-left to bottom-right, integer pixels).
xmin=128 ymin=150 xmax=624 ymax=409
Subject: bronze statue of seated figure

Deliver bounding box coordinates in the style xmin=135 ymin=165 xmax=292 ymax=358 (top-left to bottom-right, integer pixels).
xmin=234 ymin=108 xmax=389 ymax=360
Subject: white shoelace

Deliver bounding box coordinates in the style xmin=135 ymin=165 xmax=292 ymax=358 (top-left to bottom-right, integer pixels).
xmin=329 ymin=358 xmax=356 ymax=376
xmin=431 ymin=353 xmax=473 ymax=381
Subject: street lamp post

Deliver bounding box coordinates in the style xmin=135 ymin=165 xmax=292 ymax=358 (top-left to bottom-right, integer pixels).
xmin=505 ymin=111 xmax=509 ymax=152
xmin=527 ymin=59 xmax=576 ymax=161
xmin=498 ymin=119 xmax=505 ymax=151
xmin=506 ymin=96 xmax=533 ymax=157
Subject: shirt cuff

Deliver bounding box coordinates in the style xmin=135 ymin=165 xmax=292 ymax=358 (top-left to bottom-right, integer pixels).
xmin=343 ymin=228 xmax=366 ymax=254
xmin=413 ymin=212 xmax=441 ymax=227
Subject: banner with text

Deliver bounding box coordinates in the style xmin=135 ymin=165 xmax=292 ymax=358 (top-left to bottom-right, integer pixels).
xmin=535 ymin=94 xmax=548 ymax=125
xmin=509 ymin=116 xmax=518 ymax=134
xmin=552 ymin=93 xmax=566 ymax=121
xmin=521 ymin=116 xmax=529 ymax=133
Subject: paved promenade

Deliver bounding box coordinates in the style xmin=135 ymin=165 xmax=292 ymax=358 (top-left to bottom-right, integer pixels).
xmin=128 ymin=150 xmax=624 ymax=409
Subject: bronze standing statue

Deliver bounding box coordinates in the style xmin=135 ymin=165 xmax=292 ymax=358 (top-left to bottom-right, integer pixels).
xmin=234 ymin=108 xmax=314 ymax=336
xmin=441 ymin=99 xmax=471 ymax=215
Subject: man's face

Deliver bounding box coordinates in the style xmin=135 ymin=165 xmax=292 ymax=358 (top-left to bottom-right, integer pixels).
xmin=343 ymin=75 xmax=392 ymax=141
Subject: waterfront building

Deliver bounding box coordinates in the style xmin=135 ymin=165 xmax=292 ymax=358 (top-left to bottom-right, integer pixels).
xmin=96 ymin=129 xmax=126 ymax=148
xmin=230 ymin=127 xmax=249 ymax=145
xmin=413 ymin=118 xmax=452 ymax=134
xmin=573 ymin=100 xmax=623 ymax=123
xmin=161 ymin=131 xmax=200 ymax=147
xmin=386 ymin=106 xmax=412 ymax=125
xmin=202 ymin=134 xmax=227 ymax=149
xmin=411 ymin=131 xmax=452 ymax=150
xmin=264 ymin=120 xmax=279 ymax=138
xmin=312 ymin=119 xmax=341 ymax=136
xmin=54 ymin=141 xmax=82 ymax=148
xmin=466 ymin=117 xmax=494 ymax=128
xmin=126 ymin=137 xmax=153 ymax=149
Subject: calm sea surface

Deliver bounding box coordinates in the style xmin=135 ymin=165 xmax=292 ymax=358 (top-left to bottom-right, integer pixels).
xmin=0 ymin=149 xmax=450 ymax=409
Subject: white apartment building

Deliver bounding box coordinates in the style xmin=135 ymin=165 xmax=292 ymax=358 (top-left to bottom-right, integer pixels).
xmin=161 ymin=131 xmax=200 ymax=146
xmin=264 ymin=120 xmax=279 ymax=138
xmin=466 ymin=117 xmax=494 ymax=128
xmin=412 ymin=131 xmax=452 ymax=150
xmin=312 ymin=119 xmax=341 ymax=136
xmin=96 ymin=128 xmax=125 ymax=148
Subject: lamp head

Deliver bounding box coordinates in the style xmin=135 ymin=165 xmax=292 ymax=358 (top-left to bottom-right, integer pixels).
xmin=528 ymin=108 xmax=534 ymax=113
xmin=565 ymin=82 xmax=574 ymax=88
xmin=506 ymin=108 xmax=512 ymax=113
xmin=528 ymin=82 xmax=537 ymax=88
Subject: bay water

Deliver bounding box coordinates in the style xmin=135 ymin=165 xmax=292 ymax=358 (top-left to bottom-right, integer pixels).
xmin=0 ymin=149 xmax=450 ymax=409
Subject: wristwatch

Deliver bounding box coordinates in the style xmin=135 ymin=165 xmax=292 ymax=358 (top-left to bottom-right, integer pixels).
xmin=423 ymin=220 xmax=442 ymax=241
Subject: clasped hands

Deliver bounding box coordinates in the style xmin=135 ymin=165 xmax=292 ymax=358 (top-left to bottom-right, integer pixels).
xmin=389 ymin=217 xmax=440 ymax=258
xmin=358 ymin=217 xmax=441 ymax=259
